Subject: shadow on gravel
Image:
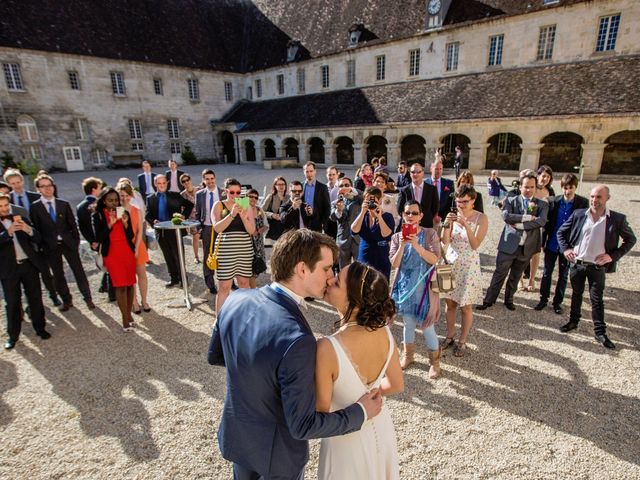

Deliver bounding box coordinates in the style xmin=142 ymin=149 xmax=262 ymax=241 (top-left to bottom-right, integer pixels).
xmin=18 ymin=307 xmax=225 ymax=461
xmin=444 ymin=306 xmax=640 ymax=466
xmin=0 ymin=358 xmax=18 ymax=427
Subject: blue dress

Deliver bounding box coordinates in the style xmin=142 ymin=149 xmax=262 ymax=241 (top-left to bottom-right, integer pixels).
xmin=354 ymin=212 xmax=395 ymax=279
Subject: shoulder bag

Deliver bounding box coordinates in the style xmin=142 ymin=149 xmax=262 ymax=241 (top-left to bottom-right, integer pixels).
xmin=206 ymin=231 xmax=222 ymax=270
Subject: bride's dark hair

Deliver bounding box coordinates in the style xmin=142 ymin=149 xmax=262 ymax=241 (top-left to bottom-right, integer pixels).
xmin=336 ymin=262 xmax=396 ymax=331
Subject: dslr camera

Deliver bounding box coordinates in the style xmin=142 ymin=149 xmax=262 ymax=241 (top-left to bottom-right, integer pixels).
xmin=367 ymin=199 xmax=378 ymax=210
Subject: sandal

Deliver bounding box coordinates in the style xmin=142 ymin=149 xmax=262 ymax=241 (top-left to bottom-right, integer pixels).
xmin=440 ymin=337 xmax=455 ymax=350
xmin=453 ymin=342 xmax=467 ymax=357
xmin=526 ymin=285 xmax=535 ymax=292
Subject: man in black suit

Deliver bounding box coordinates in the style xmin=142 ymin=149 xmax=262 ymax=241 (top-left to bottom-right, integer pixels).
xmin=195 ymin=169 xmax=223 ymax=294
xmin=0 ymin=193 xmax=51 ymax=349
xmin=557 ymin=185 xmax=636 ymax=349
xmin=534 ymin=173 xmax=589 ymax=314
xmin=146 ymin=174 xmax=194 ymax=287
xmin=30 ymin=175 xmax=94 ymax=311
xmin=396 ymin=162 xmax=439 ymax=228
xmin=165 ymin=159 xmax=185 ymax=193
xmin=425 ymin=159 xmax=455 ymax=223
xmin=280 ymin=181 xmax=312 ymax=232
xmin=137 ymin=160 xmax=157 ymax=199
xmin=301 ymin=161 xmax=330 ymax=233
xmin=0 ymin=181 xmax=29 ymax=218
xmin=3 ymin=169 xmax=39 ymax=210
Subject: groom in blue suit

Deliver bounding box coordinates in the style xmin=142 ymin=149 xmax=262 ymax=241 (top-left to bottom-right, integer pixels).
xmin=208 ymin=229 xmax=382 ymax=480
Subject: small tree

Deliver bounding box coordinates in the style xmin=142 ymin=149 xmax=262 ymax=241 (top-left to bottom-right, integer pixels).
xmin=181 ymin=146 xmax=197 ymax=165
xmin=1 ymin=150 xmax=17 ymax=170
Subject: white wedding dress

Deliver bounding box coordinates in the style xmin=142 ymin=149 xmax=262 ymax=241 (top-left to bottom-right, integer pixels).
xmin=317 ymin=326 xmax=400 ymax=480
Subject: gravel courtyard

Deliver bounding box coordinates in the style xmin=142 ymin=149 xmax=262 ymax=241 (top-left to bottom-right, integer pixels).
xmin=1 ymin=165 xmax=639 ymax=479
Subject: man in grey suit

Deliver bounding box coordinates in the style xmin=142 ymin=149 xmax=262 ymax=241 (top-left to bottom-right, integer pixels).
xmin=329 ymin=177 xmax=362 ymax=268
xmin=478 ymin=172 xmax=548 ymax=311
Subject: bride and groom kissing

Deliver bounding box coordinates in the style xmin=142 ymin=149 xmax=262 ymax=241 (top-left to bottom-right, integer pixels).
xmin=208 ymin=229 xmax=404 ymax=479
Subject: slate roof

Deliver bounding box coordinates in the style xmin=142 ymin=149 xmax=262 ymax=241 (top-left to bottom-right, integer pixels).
xmin=222 ymin=56 xmax=640 ymax=132
xmin=0 ymin=0 xmax=589 ymax=72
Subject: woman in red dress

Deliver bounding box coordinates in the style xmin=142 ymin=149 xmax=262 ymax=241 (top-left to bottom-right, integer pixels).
xmin=93 ymin=188 xmax=137 ymax=331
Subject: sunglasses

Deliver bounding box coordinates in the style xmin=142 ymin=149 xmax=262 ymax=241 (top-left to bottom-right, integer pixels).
xmin=339 ymin=184 xmax=350 ymax=188
xmin=227 ymin=190 xmax=241 ymax=195
xmin=181 ymin=178 xmax=191 ymax=184
xmin=291 ymin=189 xmax=303 ymax=194
xmin=403 ymin=211 xmax=421 ymax=216
xmin=248 ymin=195 xmax=259 ymax=200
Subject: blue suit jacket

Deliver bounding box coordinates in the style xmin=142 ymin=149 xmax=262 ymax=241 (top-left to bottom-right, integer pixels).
xmin=194 ymin=187 xmax=224 ymax=226
xmin=137 ymin=172 xmax=157 ymax=198
xmin=425 ymin=177 xmax=455 ymax=218
xmin=208 ymin=286 xmax=364 ymax=478
xmin=499 ymin=195 xmax=549 ymax=257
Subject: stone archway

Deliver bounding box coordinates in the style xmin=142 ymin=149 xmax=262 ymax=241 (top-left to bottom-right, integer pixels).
xmin=284 ymin=138 xmax=299 ymax=160
xmin=335 ymin=137 xmax=354 ymax=164
xmin=308 ymin=137 xmax=325 ymax=164
xmin=602 ymin=130 xmax=640 ymax=175
xmin=540 ymin=132 xmax=584 ymax=172
xmin=244 ymin=140 xmax=256 ymax=162
xmin=401 ymin=134 xmax=426 ymax=166
xmin=219 ymin=130 xmax=236 ymax=163
xmin=441 ymin=133 xmax=470 ymax=168
xmin=366 ymin=135 xmax=387 ymax=161
xmin=263 ymin=138 xmax=276 ymax=159
xmin=486 ymin=133 xmax=523 ymax=170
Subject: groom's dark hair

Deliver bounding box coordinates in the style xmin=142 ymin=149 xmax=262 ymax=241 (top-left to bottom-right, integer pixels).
xmin=271 ymin=229 xmax=338 ymax=282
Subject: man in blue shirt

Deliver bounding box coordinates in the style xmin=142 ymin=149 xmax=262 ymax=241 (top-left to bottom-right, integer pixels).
xmin=534 ymin=173 xmax=588 ymax=313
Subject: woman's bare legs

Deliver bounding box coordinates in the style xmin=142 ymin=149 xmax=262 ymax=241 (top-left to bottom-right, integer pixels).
xmin=216 ymin=279 xmax=232 ymax=314
xmin=192 ymin=232 xmax=201 ymax=262
xmin=458 ymin=305 xmax=474 ymax=345
xmin=444 ymin=299 xmax=458 ymax=340
xmin=528 ymin=252 xmax=540 ymax=290
xmin=136 ymin=264 xmax=149 ymax=309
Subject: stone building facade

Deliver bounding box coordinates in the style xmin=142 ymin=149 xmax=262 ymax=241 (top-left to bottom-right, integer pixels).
xmin=1 ymin=0 xmax=639 ymax=177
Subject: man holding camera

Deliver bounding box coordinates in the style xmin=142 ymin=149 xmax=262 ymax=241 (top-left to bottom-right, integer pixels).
xmin=280 ymin=181 xmax=313 ymax=232
xmin=330 ymin=177 xmax=362 ymax=268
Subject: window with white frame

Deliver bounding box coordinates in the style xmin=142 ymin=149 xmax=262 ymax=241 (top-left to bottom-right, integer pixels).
xmin=537 ymin=25 xmax=556 ymax=61
xmin=3 ymin=63 xmax=24 ymax=90
xmin=131 ymin=142 xmax=144 ymax=151
xmin=297 ymin=68 xmax=305 ymax=93
xmin=170 ymin=142 xmax=181 ymax=154
xmin=375 ymin=55 xmax=386 ymax=81
xmin=247 ymin=85 xmax=253 ymax=100
xmin=92 ymin=149 xmax=106 ymax=166
xmin=110 ymin=71 xmax=125 ymax=95
xmin=497 ymin=133 xmax=512 ymax=154
xmin=187 ymin=78 xmax=199 ymax=100
xmin=68 ymin=71 xmax=80 ymax=90
xmin=167 ymin=119 xmax=180 ymax=139
xmin=74 ymin=118 xmax=88 ymax=140
xmin=321 ymin=65 xmax=330 ymax=88
xmin=255 ymin=78 xmax=262 ymax=98
xmin=346 ymin=59 xmax=356 ymax=87
xmin=276 ymin=74 xmax=285 ymax=95
xmin=17 ymin=115 xmax=39 ymax=142
xmin=446 ymin=42 xmax=459 ymax=71
xmin=63 ymin=146 xmax=82 ymax=163
xmin=128 ymin=119 xmax=143 ymax=141
xmin=409 ymin=49 xmax=420 ymax=76
xmin=224 ymin=81 xmax=233 ymax=102
xmin=21 ymin=145 xmax=42 ymax=162
xmin=154 ymin=78 xmax=163 ymax=95
xmin=488 ymin=34 xmax=504 ymax=66
xmin=595 ymin=14 xmax=621 ymax=52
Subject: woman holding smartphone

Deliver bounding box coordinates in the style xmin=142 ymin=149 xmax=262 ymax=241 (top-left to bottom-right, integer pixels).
xmin=389 ymin=201 xmax=441 ymax=375
xmin=441 ymin=185 xmax=488 ymax=357
xmin=93 ymin=188 xmax=137 ymax=331
xmin=213 ymin=178 xmax=256 ymax=313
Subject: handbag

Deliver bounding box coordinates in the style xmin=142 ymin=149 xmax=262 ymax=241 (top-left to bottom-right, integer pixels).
xmin=94 ymin=253 xmax=107 ymax=273
xmin=251 ymin=237 xmax=267 ymax=275
xmin=432 ymin=243 xmax=456 ymax=294
xmin=206 ymin=231 xmax=222 ymax=270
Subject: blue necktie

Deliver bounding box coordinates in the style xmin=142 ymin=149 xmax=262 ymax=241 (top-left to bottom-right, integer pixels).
xmin=209 ymin=191 xmax=214 ymax=214
xmin=47 ymin=201 xmax=56 ymax=222
xmin=17 ymin=194 xmax=25 ymax=208
xmin=158 ymin=193 xmax=168 ymax=221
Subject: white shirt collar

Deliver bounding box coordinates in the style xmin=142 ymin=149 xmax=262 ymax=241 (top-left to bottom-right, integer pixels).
xmin=271 ymin=282 xmax=308 ymax=310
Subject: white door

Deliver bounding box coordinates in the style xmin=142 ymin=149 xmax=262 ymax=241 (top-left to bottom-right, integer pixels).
xmin=63 ymin=146 xmax=84 ymax=171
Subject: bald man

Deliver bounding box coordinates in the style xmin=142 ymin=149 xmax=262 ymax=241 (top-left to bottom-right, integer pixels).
xmin=557 ymin=185 xmax=636 ymax=349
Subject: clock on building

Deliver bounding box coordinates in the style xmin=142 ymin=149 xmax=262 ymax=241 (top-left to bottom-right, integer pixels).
xmin=427 ymin=0 xmax=442 ymax=15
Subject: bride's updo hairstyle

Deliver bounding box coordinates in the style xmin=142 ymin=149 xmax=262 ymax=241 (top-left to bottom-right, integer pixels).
xmin=339 ymin=261 xmax=396 ymax=331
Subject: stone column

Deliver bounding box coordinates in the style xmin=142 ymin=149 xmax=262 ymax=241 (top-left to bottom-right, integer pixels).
xmin=353 ymin=143 xmax=366 ymax=165
xmin=255 ymin=143 xmax=263 ymax=164
xmin=325 ymin=144 xmax=337 ymax=164
xmin=239 ymin=142 xmax=247 ymax=163
xmin=519 ymin=143 xmax=544 ymax=172
xmin=386 ymin=143 xmax=400 ymax=169
xmin=580 ymin=143 xmax=607 ymax=181
xmin=276 ymin=146 xmax=286 ymax=158
xmin=298 ymin=144 xmax=308 ymax=164
xmin=468 ymin=143 xmax=490 ymax=173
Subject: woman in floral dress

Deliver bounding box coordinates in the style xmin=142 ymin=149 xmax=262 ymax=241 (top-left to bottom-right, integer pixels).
xmin=441 ymin=185 xmax=488 ymax=357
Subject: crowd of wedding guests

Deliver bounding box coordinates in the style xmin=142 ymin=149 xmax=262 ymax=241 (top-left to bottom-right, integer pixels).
xmin=1 ymin=155 xmax=636 ymax=359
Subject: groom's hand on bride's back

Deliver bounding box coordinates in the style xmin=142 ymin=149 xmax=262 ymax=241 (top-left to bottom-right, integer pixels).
xmin=357 ymin=388 xmax=383 ymax=420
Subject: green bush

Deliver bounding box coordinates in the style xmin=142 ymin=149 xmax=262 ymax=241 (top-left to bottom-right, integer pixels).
xmin=1 ymin=150 xmax=18 ymax=170
xmin=181 ymin=146 xmax=197 ymax=165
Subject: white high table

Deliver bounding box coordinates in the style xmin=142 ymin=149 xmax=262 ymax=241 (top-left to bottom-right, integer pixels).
xmin=154 ymin=220 xmax=200 ymax=311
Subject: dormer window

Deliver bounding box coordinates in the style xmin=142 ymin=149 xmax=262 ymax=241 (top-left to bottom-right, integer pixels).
xmin=348 ymin=24 xmax=365 ymax=46
xmin=287 ymin=40 xmax=301 ymax=62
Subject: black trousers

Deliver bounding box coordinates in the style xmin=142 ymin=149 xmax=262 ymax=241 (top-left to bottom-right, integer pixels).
xmin=46 ymin=242 xmax=92 ymax=303
xmin=325 ymin=219 xmax=338 ymax=239
xmin=539 ymin=248 xmax=570 ymax=306
xmin=158 ymin=231 xmax=182 ymax=283
xmin=233 ymin=462 xmax=304 ymax=480
xmin=569 ymin=263 xmax=607 ymax=335
xmin=2 ymin=260 xmax=46 ymax=341
xmin=201 ymin=225 xmax=216 ymax=289
xmin=38 ymin=255 xmax=58 ymax=300
xmin=484 ymin=246 xmax=531 ymax=305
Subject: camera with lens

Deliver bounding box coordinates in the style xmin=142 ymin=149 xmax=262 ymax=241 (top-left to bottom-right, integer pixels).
xmin=511 ymin=179 xmax=520 ymax=189
xmin=367 ymin=200 xmax=378 ymax=210
xmin=337 ymin=195 xmax=345 ymax=202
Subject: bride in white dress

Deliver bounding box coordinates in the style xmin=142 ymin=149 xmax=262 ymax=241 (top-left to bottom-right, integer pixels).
xmin=316 ymin=261 xmax=404 ymax=479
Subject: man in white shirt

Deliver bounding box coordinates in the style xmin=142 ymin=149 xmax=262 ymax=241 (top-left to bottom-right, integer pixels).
xmin=557 ymin=185 xmax=636 ymax=349
xmin=165 ymin=159 xmax=185 ymax=193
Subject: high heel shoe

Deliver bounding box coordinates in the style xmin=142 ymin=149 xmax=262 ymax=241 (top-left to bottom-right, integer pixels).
xmin=143 ymin=304 xmax=152 ymax=312
xmin=132 ymin=305 xmax=142 ymax=315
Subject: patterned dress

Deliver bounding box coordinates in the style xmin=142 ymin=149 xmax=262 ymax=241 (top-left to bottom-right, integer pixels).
xmin=442 ymin=212 xmax=484 ymax=306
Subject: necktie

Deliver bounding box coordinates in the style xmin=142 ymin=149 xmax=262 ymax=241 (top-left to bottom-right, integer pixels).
xmin=17 ymin=194 xmax=25 ymax=207
xmin=146 ymin=173 xmax=151 ymax=192
xmin=415 ymin=184 xmax=422 ymax=202
xmin=158 ymin=193 xmax=168 ymax=221
xmin=209 ymin=192 xmax=214 ymax=219
xmin=48 ymin=201 xmax=56 ymax=222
